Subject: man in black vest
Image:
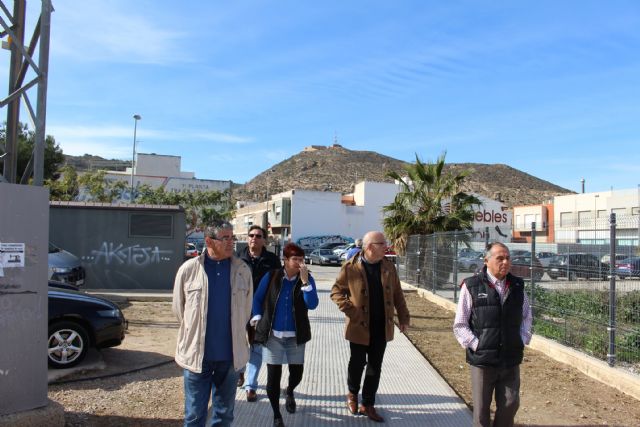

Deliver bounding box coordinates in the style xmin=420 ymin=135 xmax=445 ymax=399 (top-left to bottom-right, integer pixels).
xmin=453 ymin=242 xmax=532 ymax=427
xmin=237 ymin=225 xmax=282 ymax=402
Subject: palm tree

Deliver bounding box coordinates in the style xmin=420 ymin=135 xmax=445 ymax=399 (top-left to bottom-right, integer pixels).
xmin=383 ymin=152 xmax=480 ymax=255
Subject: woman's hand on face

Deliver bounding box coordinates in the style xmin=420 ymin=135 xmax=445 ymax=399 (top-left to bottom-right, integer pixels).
xmin=299 ymin=262 xmax=309 ymax=284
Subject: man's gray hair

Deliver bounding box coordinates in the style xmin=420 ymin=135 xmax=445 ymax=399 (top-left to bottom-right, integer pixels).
xmin=204 ymin=220 xmax=233 ymax=238
xmin=485 ymin=242 xmax=509 ymax=259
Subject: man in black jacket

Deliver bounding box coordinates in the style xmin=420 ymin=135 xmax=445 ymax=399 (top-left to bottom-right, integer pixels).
xmin=237 ymin=225 xmax=281 ymax=401
xmin=453 ymin=242 xmax=532 ymax=427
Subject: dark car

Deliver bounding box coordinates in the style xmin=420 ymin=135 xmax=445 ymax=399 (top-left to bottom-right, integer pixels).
xmin=615 ymin=257 xmax=640 ymax=279
xmin=547 ymin=253 xmax=607 ymax=281
xmin=458 ymin=253 xmax=484 ymax=272
xmin=48 ymin=284 xmax=127 ymax=369
xmin=308 ymin=248 xmax=341 ymax=266
xmin=511 ymin=255 xmax=544 ymax=281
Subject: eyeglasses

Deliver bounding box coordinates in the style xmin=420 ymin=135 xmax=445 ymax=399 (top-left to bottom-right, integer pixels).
xmin=248 ymin=233 xmax=263 ymax=239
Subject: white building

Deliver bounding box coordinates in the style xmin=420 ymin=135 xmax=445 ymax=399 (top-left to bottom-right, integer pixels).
xmin=553 ymin=188 xmax=640 ymax=245
xmin=232 ymin=181 xmax=509 ymax=245
xmin=233 ymin=181 xmax=400 ymax=244
xmin=103 ymin=153 xmax=231 ymax=198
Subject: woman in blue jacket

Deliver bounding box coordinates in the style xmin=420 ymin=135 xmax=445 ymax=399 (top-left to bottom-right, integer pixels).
xmin=251 ymin=243 xmax=319 ymax=427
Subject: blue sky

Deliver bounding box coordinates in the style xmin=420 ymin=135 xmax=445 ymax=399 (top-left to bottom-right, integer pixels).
xmin=6 ymin=1 xmax=640 ymax=193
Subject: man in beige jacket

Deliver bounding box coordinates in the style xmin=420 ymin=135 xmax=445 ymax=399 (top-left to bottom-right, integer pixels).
xmin=173 ymin=221 xmax=253 ymax=426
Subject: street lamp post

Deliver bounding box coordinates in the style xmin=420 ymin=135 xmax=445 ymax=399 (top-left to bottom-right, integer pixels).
xmin=131 ymin=114 xmax=141 ymax=201
xmin=594 ymin=194 xmax=599 ymax=243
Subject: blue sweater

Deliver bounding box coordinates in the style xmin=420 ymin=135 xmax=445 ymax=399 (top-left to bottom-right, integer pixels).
xmin=252 ymin=271 xmax=319 ymax=332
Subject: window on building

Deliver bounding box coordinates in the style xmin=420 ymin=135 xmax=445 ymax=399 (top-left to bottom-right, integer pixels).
xmin=275 ymin=205 xmax=281 ymax=219
xmin=560 ymin=212 xmax=574 ymax=227
xmin=611 ymin=208 xmax=626 ymax=217
xmin=244 ymin=215 xmax=253 ymax=226
xmin=129 ymin=214 xmax=173 ymax=238
xmin=577 ymin=211 xmax=591 ymax=226
xmin=632 ymin=207 xmax=639 ymax=216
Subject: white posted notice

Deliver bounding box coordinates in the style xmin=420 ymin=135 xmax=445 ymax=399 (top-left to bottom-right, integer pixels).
xmin=0 ymin=243 xmax=26 ymax=268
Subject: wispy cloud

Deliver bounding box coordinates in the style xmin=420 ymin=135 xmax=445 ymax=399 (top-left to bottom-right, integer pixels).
xmin=48 ymin=124 xmax=253 ymax=159
xmin=51 ymin=1 xmax=189 ymax=65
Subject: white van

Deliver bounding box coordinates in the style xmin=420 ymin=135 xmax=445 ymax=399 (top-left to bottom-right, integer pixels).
xmin=48 ymin=242 xmax=86 ymax=287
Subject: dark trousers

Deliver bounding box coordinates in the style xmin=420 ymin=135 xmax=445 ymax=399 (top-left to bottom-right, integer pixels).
xmin=470 ymin=365 xmax=520 ymax=427
xmin=347 ymin=337 xmax=387 ymax=407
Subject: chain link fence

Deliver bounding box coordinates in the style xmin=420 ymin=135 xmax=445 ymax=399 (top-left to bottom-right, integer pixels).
xmin=397 ymin=213 xmax=640 ymax=372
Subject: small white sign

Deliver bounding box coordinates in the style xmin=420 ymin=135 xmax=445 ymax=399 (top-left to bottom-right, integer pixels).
xmin=0 ymin=243 xmax=26 ymax=268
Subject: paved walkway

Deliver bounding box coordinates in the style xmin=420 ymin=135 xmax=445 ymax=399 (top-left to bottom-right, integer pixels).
xmin=232 ymin=273 xmax=472 ymax=426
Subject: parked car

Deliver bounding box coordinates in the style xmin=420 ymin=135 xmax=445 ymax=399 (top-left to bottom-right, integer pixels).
xmin=511 ymin=255 xmax=544 ymax=281
xmin=385 ymin=246 xmax=397 ymax=259
xmin=547 ymin=253 xmax=607 ymax=280
xmin=600 ymin=253 xmax=630 ymax=265
xmin=615 ymin=257 xmax=640 ymax=279
xmin=308 ymin=248 xmax=341 ymax=266
xmin=510 ymin=249 xmax=531 ymax=257
xmin=48 ymin=242 xmax=86 ymax=287
xmin=458 ymin=247 xmax=481 ymax=257
xmin=184 ymin=242 xmax=198 ymax=260
xmin=536 ymin=251 xmax=556 ymax=268
xmin=333 ymin=243 xmax=355 ymax=256
xmin=319 ymin=242 xmax=348 ymax=251
xmin=48 ymin=284 xmax=127 ymax=368
xmin=458 ymin=253 xmax=485 ymax=273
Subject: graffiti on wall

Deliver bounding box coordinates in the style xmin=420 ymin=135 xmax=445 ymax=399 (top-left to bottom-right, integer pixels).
xmin=85 ymin=242 xmax=173 ymax=266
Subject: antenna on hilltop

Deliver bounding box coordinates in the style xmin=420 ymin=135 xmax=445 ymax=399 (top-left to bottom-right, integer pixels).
xmin=334 ymin=130 xmax=338 ymax=145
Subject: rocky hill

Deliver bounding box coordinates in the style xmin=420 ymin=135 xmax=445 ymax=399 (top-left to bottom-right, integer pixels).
xmin=65 ymin=146 xmax=573 ymax=207
xmin=235 ymin=145 xmax=573 ymax=207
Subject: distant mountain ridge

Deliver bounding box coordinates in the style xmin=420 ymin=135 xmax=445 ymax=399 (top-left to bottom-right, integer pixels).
xmin=65 ymin=146 xmax=574 ymax=207
xmin=235 ymin=145 xmax=573 ymax=207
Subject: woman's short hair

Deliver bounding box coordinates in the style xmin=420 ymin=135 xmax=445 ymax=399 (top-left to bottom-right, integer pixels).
xmin=283 ymin=243 xmax=305 ymax=258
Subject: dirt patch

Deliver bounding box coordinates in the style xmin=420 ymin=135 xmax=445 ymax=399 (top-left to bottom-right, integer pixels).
xmin=401 ymin=290 xmax=640 ymax=427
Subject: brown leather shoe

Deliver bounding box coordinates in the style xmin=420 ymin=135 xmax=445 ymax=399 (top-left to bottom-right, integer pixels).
xmin=246 ymin=389 xmax=257 ymax=402
xmin=358 ymin=405 xmax=384 ymax=422
xmin=346 ymin=392 xmax=358 ymax=415
xmin=237 ymin=373 xmax=245 ymax=388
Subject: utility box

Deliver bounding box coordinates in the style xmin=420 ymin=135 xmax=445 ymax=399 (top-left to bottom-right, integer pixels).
xmin=0 ymin=183 xmax=49 ymax=415
xmin=49 ymin=202 xmax=185 ymax=290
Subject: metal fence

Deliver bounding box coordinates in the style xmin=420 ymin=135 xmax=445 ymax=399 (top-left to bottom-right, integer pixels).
xmin=397 ymin=213 xmax=640 ymax=371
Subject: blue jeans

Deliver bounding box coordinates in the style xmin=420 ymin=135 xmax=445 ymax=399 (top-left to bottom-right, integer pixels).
xmin=183 ymin=360 xmax=238 ymax=427
xmin=243 ymin=343 xmax=263 ymax=391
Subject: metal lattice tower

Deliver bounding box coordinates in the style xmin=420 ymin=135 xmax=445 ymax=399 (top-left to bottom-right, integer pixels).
xmin=0 ymin=0 xmax=52 ymax=185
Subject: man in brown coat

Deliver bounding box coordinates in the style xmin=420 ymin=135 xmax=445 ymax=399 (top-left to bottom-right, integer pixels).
xmin=330 ymin=231 xmax=410 ymax=423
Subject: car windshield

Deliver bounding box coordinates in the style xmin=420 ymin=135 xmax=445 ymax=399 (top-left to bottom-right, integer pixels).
xmin=319 ymin=249 xmax=333 ymax=255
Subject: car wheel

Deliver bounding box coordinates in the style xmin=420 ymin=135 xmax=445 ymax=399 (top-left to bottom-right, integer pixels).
xmin=568 ymin=271 xmax=577 ymax=281
xmin=48 ymin=321 xmax=89 ymax=369
xmin=469 ymin=264 xmax=478 ymax=273
xmin=548 ymin=273 xmax=557 ymax=280
xmin=534 ymin=272 xmax=543 ymax=281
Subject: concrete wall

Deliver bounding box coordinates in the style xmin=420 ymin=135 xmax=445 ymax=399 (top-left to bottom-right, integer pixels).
xmin=0 ymin=184 xmax=49 ymax=415
xmin=50 ymin=204 xmax=185 ymax=290
xmin=290 ymin=190 xmax=345 ymax=242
